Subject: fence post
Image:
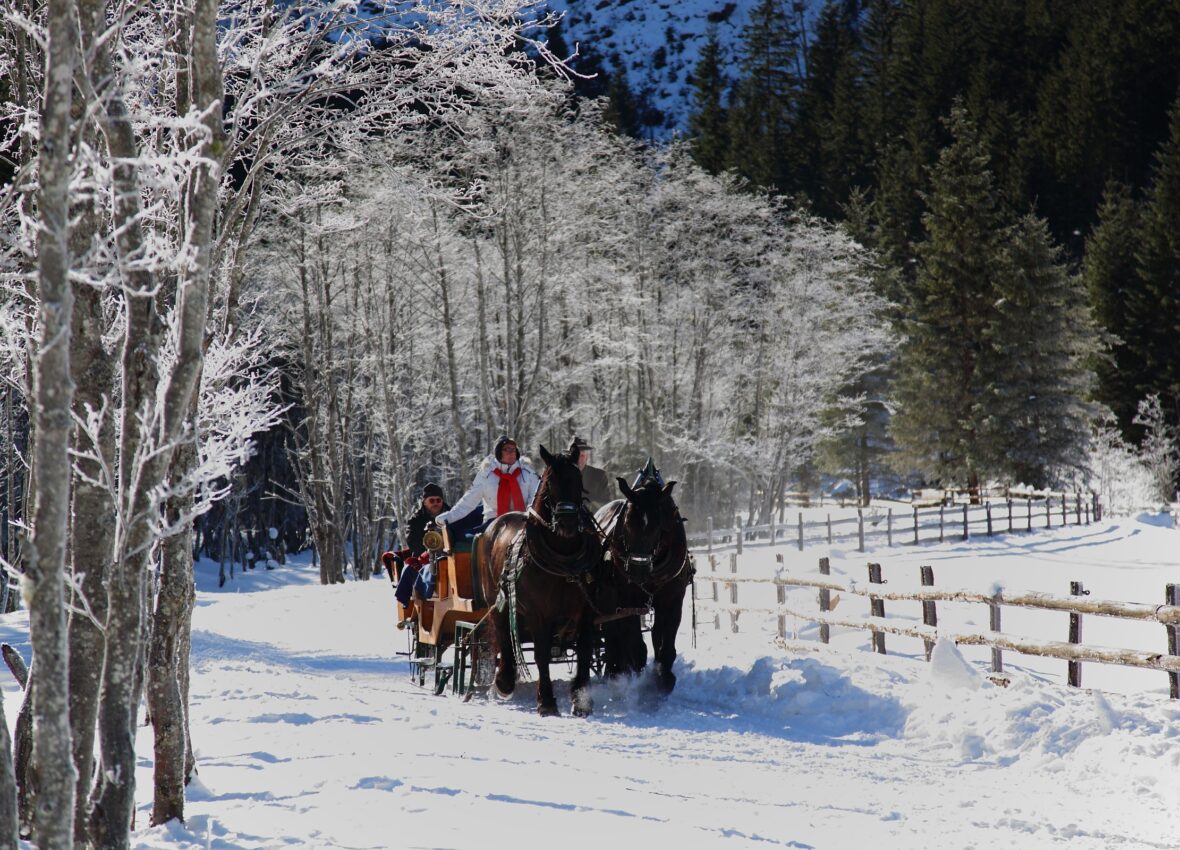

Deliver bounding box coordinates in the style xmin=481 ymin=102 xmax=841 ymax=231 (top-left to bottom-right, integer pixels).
xmin=887 ymin=508 xmax=893 ymax=547
xmin=798 ymin=512 xmax=804 ymax=551
xmin=920 ymin=565 xmax=936 ymax=661
xmin=1068 ymin=581 xmax=1087 ymax=687
xmin=986 ymin=502 xmax=993 ymax=536
xmin=1093 ymin=492 xmax=1101 ymax=522
xmin=857 ymin=508 xmax=865 ymax=553
xmin=826 ymin=513 xmax=832 ymax=545
xmin=1061 ymin=493 xmax=1067 ymax=525
xmin=1046 ymin=497 xmax=1051 ymax=528
xmin=730 ymin=552 xmax=737 ymax=576
xmin=1007 ymin=499 xmax=1013 ymax=533
xmin=1075 ymin=493 xmax=1082 ymax=525
xmin=735 ymin=521 xmax=743 ymax=555
xmin=989 ymin=592 xmax=1003 ymax=673
xmin=939 ymin=504 xmax=944 ymax=543
xmin=912 ymin=506 xmax=919 ymax=545
xmin=706 ymin=516 xmax=713 ymax=557
xmin=962 ymin=503 xmax=969 ymax=540
xmin=1085 ymin=501 xmax=1090 ymax=525
xmin=1027 ymin=497 xmax=1032 ymax=532
xmin=776 ymin=581 xmax=787 ymax=639
xmin=818 ymin=557 xmax=831 ymax=644
xmin=868 ymin=562 xmax=886 ymax=654
xmin=1168 ymin=584 xmax=1180 ymax=700
xmin=729 ymin=580 xmax=739 ymax=634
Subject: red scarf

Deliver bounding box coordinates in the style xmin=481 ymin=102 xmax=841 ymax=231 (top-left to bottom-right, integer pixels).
xmin=493 ymin=466 xmax=525 ymax=515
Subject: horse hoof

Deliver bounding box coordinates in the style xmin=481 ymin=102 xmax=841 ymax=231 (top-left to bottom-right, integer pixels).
xmin=657 ymin=672 xmax=677 ymax=695
xmin=537 ymin=702 xmax=560 ymax=717
xmin=571 ymin=688 xmax=593 ymax=717
xmin=494 ymin=677 xmax=515 ymax=700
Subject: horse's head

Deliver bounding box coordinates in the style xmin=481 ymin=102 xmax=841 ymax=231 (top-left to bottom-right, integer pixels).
xmin=614 ymin=478 xmax=679 ymax=582
xmin=535 ymin=444 xmax=586 ymax=539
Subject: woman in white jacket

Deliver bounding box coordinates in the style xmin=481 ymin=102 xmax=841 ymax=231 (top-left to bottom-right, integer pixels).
xmin=436 ymin=435 xmax=540 ymax=532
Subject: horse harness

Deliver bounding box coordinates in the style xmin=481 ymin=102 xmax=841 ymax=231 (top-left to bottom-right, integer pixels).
xmin=601 ymin=500 xmax=694 ymax=596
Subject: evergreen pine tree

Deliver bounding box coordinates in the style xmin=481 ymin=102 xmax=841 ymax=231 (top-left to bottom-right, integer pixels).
xmin=726 ymin=0 xmax=802 ymax=193
xmin=797 ymin=0 xmax=867 ymax=218
xmin=687 ymin=29 xmax=729 ymax=175
xmin=891 ymin=103 xmax=1006 ymax=494
xmin=1133 ymin=95 xmax=1180 ymax=426
xmin=1081 ymin=181 xmax=1145 ymax=432
xmin=602 ymin=64 xmax=641 ymax=137
xmin=979 ymin=213 xmax=1101 ymax=486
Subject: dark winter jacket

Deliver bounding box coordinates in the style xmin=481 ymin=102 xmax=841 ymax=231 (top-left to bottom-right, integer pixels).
xmin=406 ymin=501 xmax=450 ymax=556
xmin=582 ymin=464 xmax=613 ymax=512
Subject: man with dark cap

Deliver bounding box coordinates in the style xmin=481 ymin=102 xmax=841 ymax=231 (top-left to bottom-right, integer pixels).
xmin=392 ymin=483 xmax=451 ymax=623
xmin=406 ymin=482 xmax=449 ymax=556
xmin=571 ymin=436 xmax=612 ymax=512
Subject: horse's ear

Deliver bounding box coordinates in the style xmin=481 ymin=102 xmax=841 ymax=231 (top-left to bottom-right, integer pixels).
xmin=662 ymin=481 xmax=677 ymax=497
xmin=617 ymin=477 xmax=635 ymax=500
xmin=539 ymin=444 xmax=554 ymax=466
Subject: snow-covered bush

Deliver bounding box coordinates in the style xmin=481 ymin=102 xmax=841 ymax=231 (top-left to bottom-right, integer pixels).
xmin=1079 ymin=416 xmax=1159 ymax=516
xmin=1132 ymin=394 xmax=1179 ymax=505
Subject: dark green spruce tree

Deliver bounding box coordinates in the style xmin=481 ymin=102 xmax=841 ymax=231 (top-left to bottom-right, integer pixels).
xmin=796 ymin=0 xmax=868 ymax=218
xmin=979 ymin=214 xmax=1101 ymax=487
xmin=726 ymin=0 xmax=803 ymax=193
xmin=1082 ymin=181 xmax=1145 ymax=433
xmin=687 ymin=29 xmax=729 ymax=175
xmin=1133 ymin=95 xmax=1180 ymax=426
xmin=891 ymin=103 xmax=1006 ymax=495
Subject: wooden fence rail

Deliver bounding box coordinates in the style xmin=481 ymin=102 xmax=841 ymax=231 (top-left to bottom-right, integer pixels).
xmin=690 ymin=492 xmax=1099 ymax=554
xmin=692 ymin=556 xmax=1180 ymax=697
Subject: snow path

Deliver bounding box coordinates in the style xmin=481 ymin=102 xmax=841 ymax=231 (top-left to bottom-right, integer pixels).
xmin=134 ymin=518 xmax=1180 ymax=849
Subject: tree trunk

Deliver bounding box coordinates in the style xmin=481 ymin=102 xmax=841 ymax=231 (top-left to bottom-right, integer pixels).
xmin=26 ymin=0 xmax=82 ymax=842
xmin=67 ymin=266 xmax=115 ymax=850
xmin=147 ymin=440 xmax=197 ymax=825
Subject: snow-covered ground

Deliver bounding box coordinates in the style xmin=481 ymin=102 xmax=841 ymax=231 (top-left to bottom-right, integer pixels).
xmin=3 ymin=514 xmax=1179 ymax=849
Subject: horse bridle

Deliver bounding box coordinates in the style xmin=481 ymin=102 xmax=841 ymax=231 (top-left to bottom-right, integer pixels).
xmin=607 ymin=499 xmax=690 ymax=589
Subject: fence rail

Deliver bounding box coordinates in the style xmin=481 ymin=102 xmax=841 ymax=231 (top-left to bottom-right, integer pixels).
xmin=688 ymin=492 xmax=1100 ymax=554
xmin=692 ymin=555 xmax=1180 ymax=698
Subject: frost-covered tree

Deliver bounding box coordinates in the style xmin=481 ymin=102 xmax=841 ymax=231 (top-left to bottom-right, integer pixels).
xmin=1133 ymin=394 xmax=1179 ymax=504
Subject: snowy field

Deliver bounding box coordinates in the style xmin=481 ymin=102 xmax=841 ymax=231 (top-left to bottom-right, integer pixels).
xmin=3 ymin=514 xmax=1180 ymax=849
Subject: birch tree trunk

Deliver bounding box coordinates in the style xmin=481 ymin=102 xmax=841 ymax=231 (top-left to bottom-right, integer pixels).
xmin=67 ymin=218 xmax=115 ymax=849
xmin=26 ymin=0 xmax=81 ymax=844
xmin=147 ymin=438 xmax=197 ymax=825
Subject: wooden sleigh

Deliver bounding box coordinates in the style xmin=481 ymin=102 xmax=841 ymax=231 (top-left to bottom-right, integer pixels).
xmin=390 ymin=523 xmax=491 ymax=694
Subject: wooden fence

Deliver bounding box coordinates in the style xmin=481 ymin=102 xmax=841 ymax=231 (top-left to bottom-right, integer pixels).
xmin=688 ymin=492 xmax=1100 ymax=555
xmin=692 ymin=555 xmax=1180 ymax=699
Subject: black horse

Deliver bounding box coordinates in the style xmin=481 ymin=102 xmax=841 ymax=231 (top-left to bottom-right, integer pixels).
xmin=476 ymin=444 xmax=603 ymax=716
xmin=595 ymin=464 xmax=692 ymax=694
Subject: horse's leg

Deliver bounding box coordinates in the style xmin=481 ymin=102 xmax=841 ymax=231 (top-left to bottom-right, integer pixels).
xmin=571 ymin=619 xmax=595 ymax=717
xmin=532 ymin=627 xmax=559 ymax=716
xmin=601 ymin=619 xmax=626 ymax=679
xmin=491 ymin=605 xmax=516 ymax=699
xmin=652 ymin=583 xmax=686 ymax=694
xmin=627 ymin=613 xmax=649 ymax=675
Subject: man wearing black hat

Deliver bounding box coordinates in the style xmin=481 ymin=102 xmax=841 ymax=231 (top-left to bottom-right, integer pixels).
xmin=571 ymin=436 xmax=612 ymax=512
xmin=392 ymin=483 xmax=451 ymax=622
xmin=406 ymin=482 xmax=449 ymax=557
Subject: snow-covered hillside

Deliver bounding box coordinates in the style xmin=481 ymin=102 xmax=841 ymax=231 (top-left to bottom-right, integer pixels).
xmin=542 ymin=0 xmax=819 ymax=137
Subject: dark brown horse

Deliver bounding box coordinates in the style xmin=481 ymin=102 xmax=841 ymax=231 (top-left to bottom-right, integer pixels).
xmin=595 ymin=468 xmax=691 ymax=694
xmin=475 ymin=444 xmax=604 ymax=716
